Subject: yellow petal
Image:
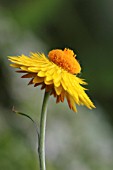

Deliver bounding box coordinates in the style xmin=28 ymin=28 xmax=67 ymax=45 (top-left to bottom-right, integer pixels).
xmin=53 ymin=71 xmax=62 ymax=87
xmin=20 ymin=66 xmax=29 ymax=71
xmin=10 ymin=64 xmax=20 ymax=68
xmin=38 ymin=71 xmax=46 ymax=77
xmin=67 ymin=74 xmax=79 ymax=104
xmin=45 ymin=75 xmax=53 ymax=81
xmin=61 ymin=71 xmax=69 ymax=91
xmin=28 ymin=67 xmax=40 ymax=72
xmin=33 ymin=76 xmax=44 ymax=84
xmin=66 ymin=93 xmax=77 ymax=112
xmin=54 ymin=85 xmax=63 ymax=95
xmin=44 ymin=78 xmax=53 ymax=85
xmin=45 ymin=66 xmax=56 ymax=76
xmin=40 ymin=64 xmax=53 ymax=71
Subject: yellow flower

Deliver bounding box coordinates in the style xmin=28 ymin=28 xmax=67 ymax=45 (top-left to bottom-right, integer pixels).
xmin=8 ymin=48 xmax=95 ymax=112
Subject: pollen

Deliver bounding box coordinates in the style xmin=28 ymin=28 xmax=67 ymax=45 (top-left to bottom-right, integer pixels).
xmin=48 ymin=48 xmax=81 ymax=74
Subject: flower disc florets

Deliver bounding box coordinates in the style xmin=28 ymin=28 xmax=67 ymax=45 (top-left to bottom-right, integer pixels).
xmin=48 ymin=48 xmax=81 ymax=74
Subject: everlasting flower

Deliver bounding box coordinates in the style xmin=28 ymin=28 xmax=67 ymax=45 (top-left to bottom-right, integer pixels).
xmin=8 ymin=48 xmax=95 ymax=112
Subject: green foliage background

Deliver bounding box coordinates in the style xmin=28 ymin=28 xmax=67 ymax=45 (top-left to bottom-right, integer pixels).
xmin=0 ymin=0 xmax=113 ymax=170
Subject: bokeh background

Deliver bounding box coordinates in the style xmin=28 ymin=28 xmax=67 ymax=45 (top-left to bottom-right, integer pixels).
xmin=1 ymin=0 xmax=113 ymax=170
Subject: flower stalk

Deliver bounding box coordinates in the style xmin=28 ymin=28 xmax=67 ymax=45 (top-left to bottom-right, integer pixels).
xmin=38 ymin=91 xmax=50 ymax=170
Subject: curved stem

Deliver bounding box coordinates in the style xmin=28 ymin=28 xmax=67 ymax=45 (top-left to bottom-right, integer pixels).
xmin=38 ymin=91 xmax=50 ymax=170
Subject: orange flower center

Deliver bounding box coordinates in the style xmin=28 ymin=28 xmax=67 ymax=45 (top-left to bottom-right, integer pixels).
xmin=48 ymin=48 xmax=81 ymax=74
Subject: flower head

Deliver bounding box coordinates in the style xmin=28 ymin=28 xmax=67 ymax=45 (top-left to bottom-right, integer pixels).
xmin=8 ymin=48 xmax=95 ymax=112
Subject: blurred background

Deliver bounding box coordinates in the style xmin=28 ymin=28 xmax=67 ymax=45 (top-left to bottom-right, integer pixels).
xmin=0 ymin=0 xmax=113 ymax=169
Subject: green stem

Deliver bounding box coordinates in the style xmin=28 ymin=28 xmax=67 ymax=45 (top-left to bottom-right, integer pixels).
xmin=38 ymin=91 xmax=50 ymax=170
